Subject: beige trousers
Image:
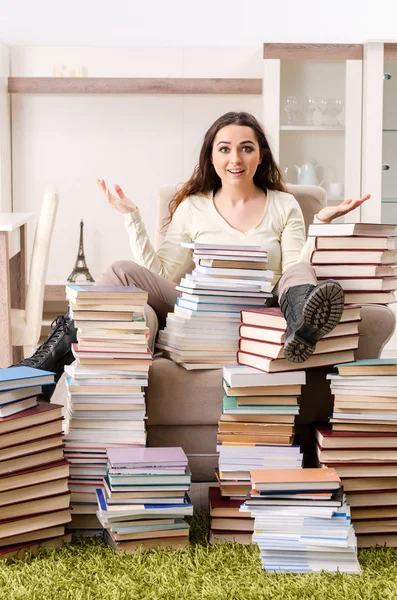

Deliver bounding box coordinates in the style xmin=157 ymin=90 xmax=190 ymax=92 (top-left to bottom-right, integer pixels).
xmin=96 ymin=261 xmax=317 ymax=352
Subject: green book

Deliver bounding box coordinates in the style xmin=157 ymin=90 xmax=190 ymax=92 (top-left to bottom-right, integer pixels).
xmin=222 ymin=396 xmax=299 ymax=414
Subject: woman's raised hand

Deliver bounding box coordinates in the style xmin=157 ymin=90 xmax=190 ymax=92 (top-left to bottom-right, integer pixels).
xmin=316 ymin=194 xmax=371 ymax=223
xmin=96 ymin=178 xmax=138 ymax=214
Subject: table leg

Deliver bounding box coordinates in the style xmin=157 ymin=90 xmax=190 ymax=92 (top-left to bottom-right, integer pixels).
xmin=0 ymin=231 xmax=12 ymax=367
xmin=19 ymin=224 xmax=26 ymax=310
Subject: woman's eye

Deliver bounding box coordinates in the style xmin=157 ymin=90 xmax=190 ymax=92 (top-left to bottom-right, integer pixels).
xmin=219 ymin=147 xmax=229 ymax=153
xmin=242 ymin=146 xmax=253 ymax=152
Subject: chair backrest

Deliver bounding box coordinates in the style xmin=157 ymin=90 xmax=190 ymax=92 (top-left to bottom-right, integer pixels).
xmin=24 ymin=184 xmax=59 ymax=345
xmin=155 ymin=183 xmax=326 ymax=250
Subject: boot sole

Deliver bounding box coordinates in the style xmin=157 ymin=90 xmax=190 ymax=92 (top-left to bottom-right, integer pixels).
xmin=283 ymin=280 xmax=345 ymax=363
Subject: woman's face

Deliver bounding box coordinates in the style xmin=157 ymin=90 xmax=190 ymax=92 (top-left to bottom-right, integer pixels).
xmin=211 ymin=124 xmax=262 ymax=186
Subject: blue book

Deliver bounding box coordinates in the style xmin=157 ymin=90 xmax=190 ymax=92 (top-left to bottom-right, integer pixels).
xmin=336 ymin=358 xmax=397 ymax=376
xmin=0 ymin=366 xmax=55 ymax=392
xmin=96 ymin=488 xmax=193 ymax=518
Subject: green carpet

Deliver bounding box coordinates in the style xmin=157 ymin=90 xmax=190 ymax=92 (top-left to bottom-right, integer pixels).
xmin=1 ymin=512 xmax=397 ymax=600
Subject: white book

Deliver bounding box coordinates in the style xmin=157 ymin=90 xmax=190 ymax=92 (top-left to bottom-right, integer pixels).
xmin=174 ymin=305 xmax=242 ymax=319
xmin=156 ymin=344 xmax=235 ymax=359
xmin=176 ymin=286 xmax=272 ymax=298
xmin=181 ymin=242 xmax=267 ymax=251
xmin=332 ymin=412 xmax=397 ymax=421
xmin=176 ymin=299 xmax=242 ymax=313
xmin=308 ymin=223 xmax=397 ymax=237
xmin=315 ymin=236 xmax=397 ymax=250
xmin=186 ymin=273 xmax=273 ymax=286
xmin=317 ymin=277 xmax=397 ymax=291
xmin=180 ymin=278 xmax=270 ymax=292
xmin=223 ymin=365 xmax=306 ymax=387
xmin=195 ymin=254 xmax=269 ymax=261
xmin=194 ymin=265 xmax=274 ymax=278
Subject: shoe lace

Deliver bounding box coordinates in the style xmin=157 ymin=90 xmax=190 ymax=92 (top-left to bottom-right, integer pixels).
xmin=21 ymin=315 xmax=70 ymax=367
xmin=281 ymin=286 xmax=314 ymax=324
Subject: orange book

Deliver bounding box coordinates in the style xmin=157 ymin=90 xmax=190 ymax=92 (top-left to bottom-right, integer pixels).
xmin=250 ymin=467 xmax=341 ymax=492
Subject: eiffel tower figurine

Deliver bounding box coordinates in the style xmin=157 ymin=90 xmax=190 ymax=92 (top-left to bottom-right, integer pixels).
xmin=67 ymin=219 xmax=95 ymax=283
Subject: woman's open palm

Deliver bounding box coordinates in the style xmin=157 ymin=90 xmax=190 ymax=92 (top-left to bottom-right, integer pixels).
xmin=317 ymin=194 xmax=371 ymax=223
xmin=97 ymin=178 xmax=137 ymax=214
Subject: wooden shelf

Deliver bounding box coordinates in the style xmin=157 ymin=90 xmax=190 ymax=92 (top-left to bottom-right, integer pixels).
xmin=280 ymin=125 xmax=344 ymax=131
xmin=263 ymin=43 xmax=363 ymax=60
xmin=8 ymin=77 xmax=262 ymax=95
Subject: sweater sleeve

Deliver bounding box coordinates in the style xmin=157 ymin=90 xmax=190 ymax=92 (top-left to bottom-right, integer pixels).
xmin=280 ymin=197 xmax=324 ymax=272
xmin=123 ymin=200 xmax=193 ymax=282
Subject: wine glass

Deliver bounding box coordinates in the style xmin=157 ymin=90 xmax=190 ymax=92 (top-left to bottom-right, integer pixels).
xmin=326 ymin=98 xmax=339 ymax=126
xmin=306 ymin=96 xmax=316 ymax=125
xmin=335 ymin=97 xmax=344 ymax=126
xmin=315 ymin=97 xmax=328 ymax=126
xmin=283 ymin=96 xmax=298 ymax=125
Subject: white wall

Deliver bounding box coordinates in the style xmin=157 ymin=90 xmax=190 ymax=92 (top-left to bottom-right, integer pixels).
xmin=0 ymin=0 xmax=374 ymax=46
xmin=0 ymin=43 xmax=11 ymax=212
xmin=11 ymin=46 xmax=263 ymax=283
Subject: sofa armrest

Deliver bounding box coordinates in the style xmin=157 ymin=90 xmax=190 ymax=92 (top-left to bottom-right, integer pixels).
xmin=356 ymin=304 xmax=395 ymax=360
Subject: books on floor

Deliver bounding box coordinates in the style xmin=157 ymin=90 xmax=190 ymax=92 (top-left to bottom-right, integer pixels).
xmin=308 ymin=222 xmax=397 ymax=304
xmin=97 ymin=447 xmax=192 ymax=553
xmin=241 ymin=467 xmax=360 ymax=573
xmin=208 ymin=486 xmax=253 ymax=545
xmin=210 ymin=361 xmax=305 ymax=544
xmin=63 ymin=285 xmax=153 ymax=534
xmin=157 ymin=244 xmax=274 ymax=369
xmin=314 ymin=357 xmax=397 ymax=547
xmin=0 ymin=366 xmax=71 ymax=559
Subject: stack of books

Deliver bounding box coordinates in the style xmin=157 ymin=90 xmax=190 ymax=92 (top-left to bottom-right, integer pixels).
xmin=62 ymin=285 xmax=153 ymax=534
xmin=157 ymin=243 xmax=274 ymax=368
xmin=0 ymin=366 xmax=71 ymax=560
xmin=241 ymin=468 xmax=360 ymax=573
xmin=316 ymin=357 xmax=397 ymax=547
xmin=96 ymin=447 xmax=193 ymax=553
xmin=237 ymin=305 xmax=361 ymax=372
xmin=308 ymin=221 xmax=397 ymax=304
xmin=210 ymin=365 xmax=305 ymax=544
xmin=208 ymin=486 xmax=254 ymax=544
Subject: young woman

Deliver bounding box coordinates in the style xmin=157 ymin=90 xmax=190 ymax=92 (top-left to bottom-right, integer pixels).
xmin=18 ymin=111 xmax=370 ymax=382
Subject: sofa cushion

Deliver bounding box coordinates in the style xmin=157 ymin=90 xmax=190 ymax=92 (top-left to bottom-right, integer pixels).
xmin=146 ymin=358 xmax=223 ymax=425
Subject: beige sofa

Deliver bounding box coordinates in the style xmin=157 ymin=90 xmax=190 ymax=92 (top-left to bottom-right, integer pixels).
xmin=145 ymin=184 xmax=396 ymax=482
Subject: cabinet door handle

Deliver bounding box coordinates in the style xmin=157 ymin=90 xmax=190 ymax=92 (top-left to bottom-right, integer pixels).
xmin=384 ymin=73 xmax=392 ymax=80
xmin=382 ymin=164 xmax=390 ymax=170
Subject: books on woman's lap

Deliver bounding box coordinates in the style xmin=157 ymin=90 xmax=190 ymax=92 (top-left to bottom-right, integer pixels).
xmin=158 ymin=243 xmax=274 ymax=368
xmin=236 ymin=306 xmax=360 ymax=373
xmin=307 ymin=223 xmax=397 ymax=303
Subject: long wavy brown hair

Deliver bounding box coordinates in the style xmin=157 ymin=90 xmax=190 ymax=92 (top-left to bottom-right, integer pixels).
xmin=166 ymin=111 xmax=286 ymax=226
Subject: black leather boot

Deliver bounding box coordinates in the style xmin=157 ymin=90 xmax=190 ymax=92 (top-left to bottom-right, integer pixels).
xmin=13 ymin=314 xmax=78 ymax=401
xmin=280 ymin=280 xmax=344 ymax=363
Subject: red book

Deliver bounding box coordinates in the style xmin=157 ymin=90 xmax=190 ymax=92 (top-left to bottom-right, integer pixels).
xmin=0 ymin=402 xmax=63 ymax=435
xmin=0 ymin=460 xmax=69 ymax=493
xmin=240 ymin=305 xmax=361 ymax=329
xmin=316 ymin=425 xmax=397 ymax=449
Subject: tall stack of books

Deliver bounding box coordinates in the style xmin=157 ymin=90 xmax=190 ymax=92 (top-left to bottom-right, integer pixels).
xmin=62 ymin=285 xmax=152 ymax=534
xmin=0 ymin=366 xmax=71 ymax=560
xmin=157 ymin=243 xmax=274 ymax=368
xmin=316 ymin=357 xmax=397 ymax=548
xmin=241 ymin=468 xmax=360 ymax=573
xmin=210 ymin=365 xmax=305 ymax=544
xmin=308 ymin=221 xmax=397 ymax=305
xmin=96 ymin=447 xmax=193 ymax=553
xmin=237 ymin=305 xmax=361 ymax=372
